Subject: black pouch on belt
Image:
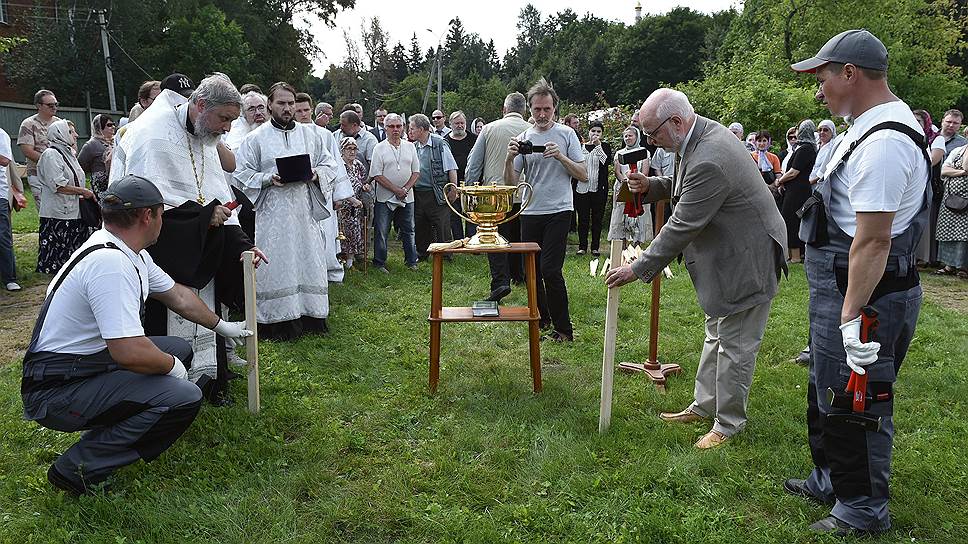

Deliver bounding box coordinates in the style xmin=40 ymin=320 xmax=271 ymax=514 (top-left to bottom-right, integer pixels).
xmin=797 ymin=190 xmax=829 ymax=247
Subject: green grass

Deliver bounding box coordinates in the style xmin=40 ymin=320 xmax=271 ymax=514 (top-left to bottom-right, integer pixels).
xmin=0 ymin=231 xmax=966 ymax=543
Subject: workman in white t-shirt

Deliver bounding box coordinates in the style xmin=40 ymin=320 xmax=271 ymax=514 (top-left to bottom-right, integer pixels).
xmin=21 ymin=175 xmax=253 ymax=496
xmin=784 ymin=30 xmax=931 ymax=537
xmin=504 ymin=78 xmax=587 ymax=342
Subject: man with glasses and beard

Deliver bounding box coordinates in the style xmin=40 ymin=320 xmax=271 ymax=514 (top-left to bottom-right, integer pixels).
xmin=224 ymin=91 xmax=268 ymax=150
xmin=109 ymin=73 xmax=267 ymax=406
xmin=234 ymin=82 xmax=340 ymax=340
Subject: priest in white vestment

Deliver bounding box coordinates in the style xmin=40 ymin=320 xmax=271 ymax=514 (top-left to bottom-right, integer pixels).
xmin=294 ymin=93 xmax=355 ymax=283
xmin=234 ymin=83 xmax=339 ymax=340
xmin=109 ymin=73 xmax=267 ymax=405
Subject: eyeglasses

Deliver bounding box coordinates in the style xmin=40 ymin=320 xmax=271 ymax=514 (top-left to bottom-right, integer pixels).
xmin=105 ymin=122 xmax=116 ymax=127
xmin=245 ymin=105 xmax=267 ymax=113
xmin=41 ymin=102 xmax=58 ymax=108
xmin=641 ymin=116 xmax=673 ymax=141
xmin=385 ymin=124 xmax=403 ymax=128
xmin=787 ymin=135 xmax=797 ymax=140
xmin=432 ymin=116 xmax=443 ymax=120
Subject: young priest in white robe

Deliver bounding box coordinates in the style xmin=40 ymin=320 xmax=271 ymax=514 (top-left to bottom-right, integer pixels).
xmin=234 ymin=82 xmax=340 ymax=340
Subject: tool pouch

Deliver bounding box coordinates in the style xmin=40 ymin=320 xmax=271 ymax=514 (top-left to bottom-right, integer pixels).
xmin=797 ymin=190 xmax=830 ymax=247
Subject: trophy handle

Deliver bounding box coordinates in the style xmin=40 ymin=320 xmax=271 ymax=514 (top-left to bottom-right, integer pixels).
xmin=443 ymin=182 xmax=474 ymax=223
xmin=497 ymin=182 xmax=534 ymax=225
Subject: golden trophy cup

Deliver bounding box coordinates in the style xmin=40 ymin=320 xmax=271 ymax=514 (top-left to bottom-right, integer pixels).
xmin=444 ymin=182 xmax=533 ymax=249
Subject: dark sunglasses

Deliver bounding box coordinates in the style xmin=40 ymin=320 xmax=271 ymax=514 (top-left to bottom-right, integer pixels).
xmin=432 ymin=115 xmax=443 ymax=120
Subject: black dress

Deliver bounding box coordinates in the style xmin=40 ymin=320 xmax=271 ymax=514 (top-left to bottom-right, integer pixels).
xmin=780 ymin=144 xmax=817 ymax=250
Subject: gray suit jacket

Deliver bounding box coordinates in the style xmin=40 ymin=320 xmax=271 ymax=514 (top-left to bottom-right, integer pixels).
xmin=630 ymin=116 xmax=787 ymax=317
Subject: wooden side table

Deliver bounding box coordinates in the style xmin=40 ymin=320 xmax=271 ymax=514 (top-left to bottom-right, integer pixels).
xmin=428 ymin=242 xmax=542 ymax=394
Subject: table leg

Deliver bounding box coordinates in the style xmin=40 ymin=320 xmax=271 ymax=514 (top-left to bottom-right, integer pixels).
xmin=525 ymin=252 xmax=541 ymax=392
xmin=429 ymin=321 xmax=441 ymax=393
xmin=429 ymin=253 xmax=444 ymax=393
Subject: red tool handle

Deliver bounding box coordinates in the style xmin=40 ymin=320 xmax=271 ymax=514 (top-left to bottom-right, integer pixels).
xmin=849 ymin=306 xmax=879 ymax=412
xmin=225 ymin=200 xmax=239 ymax=210
xmin=623 ymin=163 xmax=645 ymax=218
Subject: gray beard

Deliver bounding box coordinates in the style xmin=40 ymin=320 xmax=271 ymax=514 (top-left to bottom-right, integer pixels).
xmin=451 ymin=129 xmax=466 ymax=138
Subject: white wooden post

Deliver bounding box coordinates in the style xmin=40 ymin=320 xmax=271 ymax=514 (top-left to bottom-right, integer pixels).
xmin=598 ymin=239 xmax=624 ymax=433
xmin=242 ymin=251 xmax=260 ymax=414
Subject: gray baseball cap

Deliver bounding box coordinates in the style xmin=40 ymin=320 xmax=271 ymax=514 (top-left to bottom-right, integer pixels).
xmin=791 ymin=29 xmax=888 ymax=73
xmin=100 ymin=175 xmax=165 ymax=210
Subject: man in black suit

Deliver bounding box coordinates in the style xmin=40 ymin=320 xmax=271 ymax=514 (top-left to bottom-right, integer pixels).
xmin=370 ymin=108 xmax=387 ymax=142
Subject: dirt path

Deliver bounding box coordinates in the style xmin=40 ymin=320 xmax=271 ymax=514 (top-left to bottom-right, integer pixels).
xmin=0 ymin=233 xmax=46 ymax=364
xmin=920 ymin=273 xmax=968 ymax=314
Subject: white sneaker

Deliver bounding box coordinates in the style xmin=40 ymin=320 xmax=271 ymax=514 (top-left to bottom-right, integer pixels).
xmin=5 ymin=282 xmax=21 ymax=291
xmin=227 ymin=350 xmax=248 ymax=368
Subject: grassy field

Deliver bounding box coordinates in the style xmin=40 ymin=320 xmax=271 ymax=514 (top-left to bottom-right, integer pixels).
xmin=0 ymin=226 xmax=966 ymax=543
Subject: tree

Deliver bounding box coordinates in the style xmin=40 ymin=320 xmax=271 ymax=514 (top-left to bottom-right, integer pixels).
xmin=407 ymin=33 xmax=423 ymax=73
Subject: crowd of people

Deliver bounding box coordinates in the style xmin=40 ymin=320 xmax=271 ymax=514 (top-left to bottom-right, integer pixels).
xmin=1 ymin=26 xmax=965 ymax=538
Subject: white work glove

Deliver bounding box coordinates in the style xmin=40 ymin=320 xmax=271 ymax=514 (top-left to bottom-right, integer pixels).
xmin=214 ymin=319 xmax=254 ymax=347
xmin=167 ymin=355 xmax=189 ymax=380
xmin=839 ymin=316 xmax=881 ymax=375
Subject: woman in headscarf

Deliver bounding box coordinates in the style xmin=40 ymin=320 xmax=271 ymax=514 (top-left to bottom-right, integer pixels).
xmin=36 ymin=119 xmax=94 ymax=274
xmin=336 ymin=136 xmax=367 ymax=270
xmin=774 ymin=119 xmax=818 ymax=263
xmin=778 ymin=126 xmax=798 ymax=172
xmin=470 ymin=117 xmax=485 ymax=136
xmin=809 ymin=119 xmax=838 ymax=184
xmin=607 ymin=126 xmax=653 ymax=246
xmin=77 ymin=114 xmax=115 ymax=200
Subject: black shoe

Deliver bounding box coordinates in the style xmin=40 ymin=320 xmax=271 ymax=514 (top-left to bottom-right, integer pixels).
xmin=542 ymin=330 xmax=574 ymax=343
xmin=486 ymin=285 xmax=512 ymax=302
xmin=783 ymin=478 xmax=833 ymax=505
xmin=808 ymin=516 xmax=877 ymax=537
xmin=48 ymin=464 xmax=92 ymax=496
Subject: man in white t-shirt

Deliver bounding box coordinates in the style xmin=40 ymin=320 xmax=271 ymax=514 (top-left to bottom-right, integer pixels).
xmin=370 ymin=113 xmax=420 ymax=272
xmin=505 ymin=77 xmax=587 ymax=342
xmin=21 ymin=175 xmax=252 ymax=496
xmin=785 ymin=30 xmax=931 ymax=536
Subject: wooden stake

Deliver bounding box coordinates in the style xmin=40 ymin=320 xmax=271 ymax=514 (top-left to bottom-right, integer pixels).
xmin=599 ymin=239 xmax=624 ymax=433
xmin=242 ymin=250 xmax=260 ymax=414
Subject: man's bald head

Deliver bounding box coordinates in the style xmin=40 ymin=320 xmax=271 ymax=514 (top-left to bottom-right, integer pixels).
xmin=638 ymin=88 xmax=696 ymax=152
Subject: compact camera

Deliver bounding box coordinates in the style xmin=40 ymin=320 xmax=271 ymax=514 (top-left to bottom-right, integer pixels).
xmin=517 ymin=140 xmax=546 ymax=155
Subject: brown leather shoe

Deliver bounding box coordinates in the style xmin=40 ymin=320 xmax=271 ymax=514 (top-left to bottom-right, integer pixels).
xmin=658 ymin=408 xmax=704 ymax=424
xmin=695 ymin=429 xmax=729 ymax=449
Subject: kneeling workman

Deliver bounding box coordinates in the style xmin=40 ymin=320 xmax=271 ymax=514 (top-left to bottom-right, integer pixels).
xmin=21 ymin=175 xmax=252 ymax=495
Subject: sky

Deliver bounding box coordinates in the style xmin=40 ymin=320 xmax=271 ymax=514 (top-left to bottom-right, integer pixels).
xmin=303 ymin=0 xmax=739 ymax=77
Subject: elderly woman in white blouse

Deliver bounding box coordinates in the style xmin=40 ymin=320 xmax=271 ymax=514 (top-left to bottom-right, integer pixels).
xmin=36 ymin=119 xmax=94 ymax=273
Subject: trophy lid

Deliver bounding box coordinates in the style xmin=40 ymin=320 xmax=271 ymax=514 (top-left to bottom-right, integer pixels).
xmin=458 ymin=182 xmax=521 ymax=196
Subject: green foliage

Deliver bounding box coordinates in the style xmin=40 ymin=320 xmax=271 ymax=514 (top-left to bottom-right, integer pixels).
xmin=679 ymin=51 xmax=826 ymax=140
xmin=145 ymin=4 xmax=253 ymax=84
xmin=443 ymin=73 xmax=509 ymax=123
xmin=0 ymin=0 xmax=353 ymax=109
xmin=711 ymin=0 xmax=967 ymax=123
xmin=0 ymin=36 xmax=25 ymax=55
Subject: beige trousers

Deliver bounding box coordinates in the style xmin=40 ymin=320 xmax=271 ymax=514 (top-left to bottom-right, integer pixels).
xmin=687 ymin=299 xmax=773 ymax=437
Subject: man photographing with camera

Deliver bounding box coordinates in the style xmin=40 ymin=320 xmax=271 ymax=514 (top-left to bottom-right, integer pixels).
xmin=504 ymin=77 xmax=587 ymax=342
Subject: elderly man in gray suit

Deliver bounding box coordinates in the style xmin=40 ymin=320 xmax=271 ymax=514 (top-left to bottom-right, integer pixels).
xmin=606 ymin=89 xmax=787 ymax=449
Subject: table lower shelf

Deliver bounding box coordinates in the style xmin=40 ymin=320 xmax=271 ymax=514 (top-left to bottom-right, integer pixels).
xmin=429 ymin=306 xmax=540 ymax=322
